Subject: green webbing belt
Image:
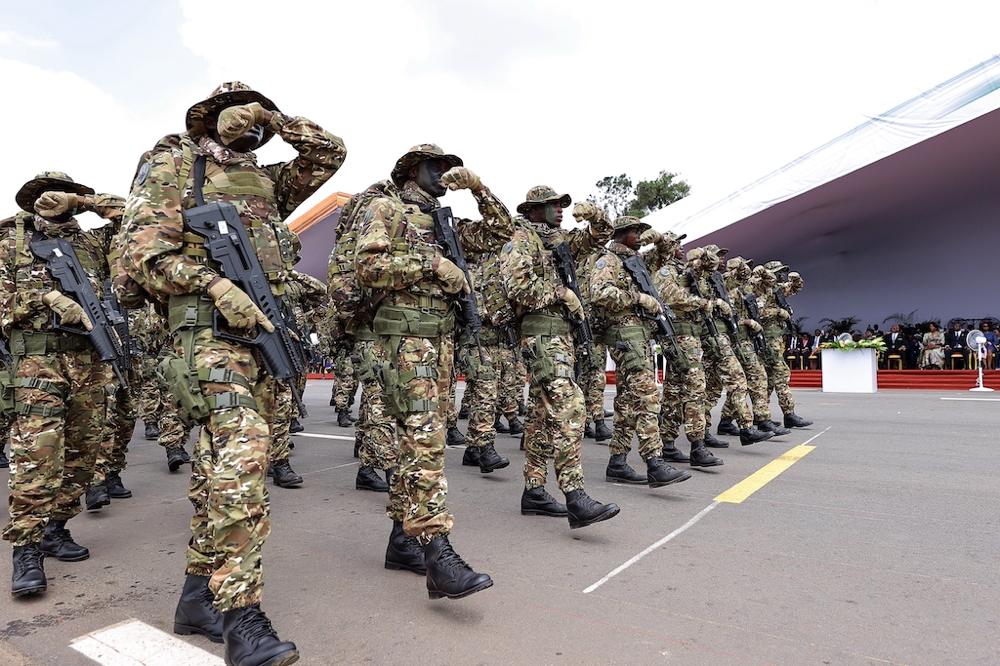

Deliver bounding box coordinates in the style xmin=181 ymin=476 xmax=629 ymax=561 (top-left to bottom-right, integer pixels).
xmin=15 ymin=403 xmax=64 ymax=417
xmin=671 ymin=320 xmax=701 ymax=337
xmin=520 ymin=313 xmax=572 ymax=338
xmin=196 ymin=368 xmax=252 ymax=391
xmin=373 ymin=306 xmax=455 ymax=338
xmin=355 ymin=326 xmax=377 ymax=342
xmin=10 ymin=329 xmax=91 ymax=355
xmin=14 ymin=377 xmax=68 ymax=400
xmin=205 ymin=392 xmax=257 ymax=410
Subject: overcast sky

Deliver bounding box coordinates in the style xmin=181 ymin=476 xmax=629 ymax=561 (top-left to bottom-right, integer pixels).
xmin=1 ymin=0 xmax=999 ymax=226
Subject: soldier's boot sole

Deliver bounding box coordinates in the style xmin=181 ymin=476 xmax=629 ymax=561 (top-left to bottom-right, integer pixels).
xmin=648 ymin=470 xmax=692 ymax=489
xmin=173 ymin=622 xmax=224 ymax=644
xmin=12 ymin=583 xmax=47 ymax=597
xmin=479 ymin=459 xmax=510 ymax=474
xmin=427 ymin=578 xmax=493 ymax=601
xmin=605 ymin=473 xmax=648 ymax=485
xmin=520 ymin=507 xmax=568 ymax=518
xmin=384 ymin=561 xmax=426 ymax=576
xmin=568 ymin=505 xmax=621 ymax=529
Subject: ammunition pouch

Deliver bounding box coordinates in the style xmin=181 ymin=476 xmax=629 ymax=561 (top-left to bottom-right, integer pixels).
xmin=379 ymin=360 xmax=439 ymax=419
xmin=523 ymin=339 xmax=573 ymax=387
xmin=604 ymin=326 xmax=652 ymax=375
xmin=356 ymin=342 xmax=378 ymax=384
xmin=0 ymin=366 xmax=13 ymax=417
xmin=9 ymin=329 xmax=91 ymax=355
xmin=520 ymin=314 xmax=573 ymax=339
xmin=671 ymin=320 xmax=702 ymax=338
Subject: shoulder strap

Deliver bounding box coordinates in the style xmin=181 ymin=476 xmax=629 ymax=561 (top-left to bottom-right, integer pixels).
xmin=192 ymin=155 xmax=207 ymax=206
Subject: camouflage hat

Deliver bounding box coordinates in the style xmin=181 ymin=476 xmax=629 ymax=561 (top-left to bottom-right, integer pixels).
xmin=612 ymin=215 xmax=650 ymax=234
xmin=186 ymin=81 xmax=281 ymax=147
xmin=686 ymin=247 xmax=719 ymax=264
xmin=15 ymin=171 xmax=95 ymax=213
xmin=516 ymin=185 xmax=572 ymax=215
xmin=390 ymin=143 xmax=463 ymax=187
xmin=764 ymin=260 xmax=789 ymax=272
xmin=703 ymin=244 xmax=730 ymax=257
xmin=726 ymin=256 xmax=754 ymax=271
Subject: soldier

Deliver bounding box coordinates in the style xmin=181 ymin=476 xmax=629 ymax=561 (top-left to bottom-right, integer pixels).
xmin=497 ymin=329 xmax=527 ymax=428
xmin=0 ymin=172 xmax=123 ymax=596
xmin=576 ymin=229 xmax=612 ymax=443
xmin=756 ymin=262 xmax=813 ymax=428
xmin=87 ymin=362 xmax=138 ymax=510
xmin=589 ymin=217 xmax=691 ymax=487
xmin=0 ymin=413 xmax=11 ymax=468
xmin=121 ymin=81 xmax=345 ymax=664
xmin=355 ymin=144 xmax=508 ymax=599
xmin=500 ymin=187 xmax=620 ymax=528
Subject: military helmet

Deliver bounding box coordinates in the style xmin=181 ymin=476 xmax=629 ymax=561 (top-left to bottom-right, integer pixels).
xmin=390 ymin=143 xmax=463 ymax=187
xmin=611 ymin=215 xmax=650 ymax=235
xmin=764 ymin=260 xmax=788 ymax=272
xmin=186 ymin=81 xmax=281 ymax=147
xmin=516 ymin=185 xmax=572 ymax=215
xmin=16 ymin=171 xmax=95 ymax=213
xmin=702 ymin=244 xmax=730 ymax=257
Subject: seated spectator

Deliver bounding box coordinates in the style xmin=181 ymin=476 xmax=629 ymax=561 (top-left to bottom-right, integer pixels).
xmin=944 ymin=321 xmax=968 ymax=369
xmin=783 ymin=332 xmax=807 ymax=368
xmin=906 ymin=333 xmax=923 ymax=370
xmin=805 ymin=329 xmax=826 ymax=369
xmin=882 ymin=325 xmax=908 ymax=369
xmin=979 ymin=321 xmax=998 ymax=370
xmin=920 ymin=323 xmax=945 ymax=369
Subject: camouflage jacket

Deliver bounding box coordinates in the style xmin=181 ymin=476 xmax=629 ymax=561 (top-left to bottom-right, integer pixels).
xmin=0 ymin=196 xmax=124 ymax=334
xmin=466 ymin=253 xmax=514 ymax=330
xmin=121 ymin=116 xmax=346 ymax=300
xmin=500 ymin=216 xmax=611 ymax=316
xmin=355 ymin=180 xmax=513 ymax=312
xmin=652 ymin=258 xmax=704 ymax=323
xmin=589 ymin=242 xmax=657 ymax=333
xmin=132 ymin=302 xmax=169 ymax=357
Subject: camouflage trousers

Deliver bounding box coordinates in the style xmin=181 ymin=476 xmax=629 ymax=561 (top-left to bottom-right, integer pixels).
xmin=94 ymin=368 xmax=137 ymax=484
xmin=722 ymin=340 xmax=771 ymax=423
xmin=181 ymin=328 xmax=272 ymax=612
xmin=354 ymin=338 xmax=395 ymax=472
xmin=332 ymin=350 xmax=359 ymax=412
xmin=522 ymin=329 xmax=586 ymax=493
xmin=139 ymin=352 xmax=188 ymax=451
xmin=702 ymin=330 xmax=752 ymax=430
xmin=497 ymin=344 xmax=525 ymax=417
xmin=3 ymin=350 xmax=107 ymax=546
xmin=267 ymin=380 xmax=294 ymax=464
xmin=0 ymin=412 xmax=12 ymax=452
xmin=606 ymin=331 xmax=660 ymax=460
xmin=763 ymin=335 xmax=795 ymax=414
xmin=659 ymin=334 xmax=706 ymax=444
xmin=462 ymin=334 xmax=499 ymax=450
xmin=580 ymin=342 xmax=608 ymax=424
xmin=377 ymin=321 xmax=455 ymax=544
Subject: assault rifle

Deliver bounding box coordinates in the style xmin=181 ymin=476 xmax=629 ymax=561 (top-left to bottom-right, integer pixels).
xmin=184 ymin=201 xmax=309 ymax=417
xmin=0 ymin=337 xmax=12 ymax=368
xmin=432 ymin=207 xmax=484 ymax=362
xmin=551 ymin=241 xmax=593 ymax=357
xmin=103 ymin=278 xmax=136 ymax=360
xmin=30 ymin=237 xmax=129 ymax=386
xmin=708 ymin=271 xmax=740 ymax=338
xmin=685 ymin=268 xmax=719 ymax=339
xmin=741 ymin=289 xmax=767 ymax=355
xmin=774 ymin=284 xmax=793 ymax=334
xmin=623 ymin=255 xmax=681 ymax=360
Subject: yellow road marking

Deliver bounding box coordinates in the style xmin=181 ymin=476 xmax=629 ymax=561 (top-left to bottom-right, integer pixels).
xmin=714 ymin=444 xmax=817 ymax=504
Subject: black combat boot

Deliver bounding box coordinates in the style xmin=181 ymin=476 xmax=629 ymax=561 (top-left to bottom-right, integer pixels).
xmin=166 ymin=446 xmax=190 ymax=472
xmin=507 ymin=415 xmax=523 ymax=435
xmin=584 ymin=421 xmax=596 ymax=438
xmin=0 ymin=447 xmax=9 ymax=469
xmin=446 ymin=427 xmax=467 ymax=447
xmin=493 ymin=416 xmax=509 ymax=433
xmin=270 ymin=460 xmax=303 ymax=488
xmin=222 ymin=605 xmax=298 ymax=666
xmin=174 ymin=573 xmax=223 ymax=643
xmin=458 ymin=405 xmax=469 ymax=420
xmin=329 ymin=396 xmax=336 ymax=407
xmin=756 ymin=419 xmax=791 ymax=436
xmin=353 ymin=436 xmax=360 ymax=458
xmin=144 ymin=422 xmax=160 ymax=440
xmin=424 ymin=536 xmax=493 ymax=600
xmin=11 ymin=544 xmax=46 ymax=596
xmin=461 ymin=446 xmax=480 ymax=467
xmin=355 ymin=466 xmax=388 ymax=492
xmin=518 ymin=432 xmax=525 ymax=451
xmin=784 ymin=412 xmax=813 ymax=428
xmin=336 ymin=409 xmax=353 ymax=428
xmin=689 ymin=441 xmax=724 ymax=468
xmin=288 ymin=418 xmax=304 ymax=434
xmin=739 ymin=426 xmax=774 ymax=446
xmin=565 ymin=489 xmax=620 ymax=529
xmin=647 ymin=457 xmax=692 ymax=488
xmin=604 ymin=409 xmax=614 ymax=418
xmin=40 ymin=519 xmax=89 ymax=561
xmin=478 ymin=443 xmax=509 ymax=474
xmin=520 ymin=487 xmax=568 ymax=517
xmin=85 ymin=482 xmax=110 ymax=512
xmin=716 ymin=418 xmax=740 ymax=436
xmin=660 ymin=441 xmax=691 ymax=463
xmin=105 ymin=472 xmax=132 ymax=499
xmin=593 ymin=419 xmax=612 ymax=443
xmin=605 ymin=454 xmax=647 ymax=485
xmin=518 ymin=403 xmax=526 ymax=417
xmin=384 ymin=521 xmax=426 ymax=575
xmin=703 ymin=432 xmax=729 ymax=449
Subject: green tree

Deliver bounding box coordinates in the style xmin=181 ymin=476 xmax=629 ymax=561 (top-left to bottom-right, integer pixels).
xmin=590 ymin=174 xmax=633 ymax=218
xmin=590 ymin=170 xmax=691 ymax=219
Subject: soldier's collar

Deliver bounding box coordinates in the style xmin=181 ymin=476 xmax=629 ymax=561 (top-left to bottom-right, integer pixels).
xmin=609 ymin=241 xmax=637 ymax=257
xmin=196 ymin=135 xmax=257 ymax=165
xmin=33 ymin=215 xmax=80 ymax=236
xmin=400 ymin=180 xmax=439 ymax=212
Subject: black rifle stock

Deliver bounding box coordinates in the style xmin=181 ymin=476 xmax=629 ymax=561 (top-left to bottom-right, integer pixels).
xmin=685 ymin=268 xmax=719 ymax=339
xmin=30 ymin=237 xmax=129 ymax=386
xmin=622 ymin=255 xmax=681 ymax=360
xmin=741 ymin=289 xmax=767 ymax=355
xmin=774 ymin=284 xmax=793 ymax=335
xmin=551 ymin=241 xmax=593 ymax=356
xmin=103 ymin=278 xmax=136 ymax=361
xmin=0 ymin=337 xmax=12 ymax=368
xmin=184 ymin=201 xmax=309 ymax=417
xmin=708 ymin=271 xmax=740 ymax=338
xmin=432 ymin=207 xmax=484 ymax=362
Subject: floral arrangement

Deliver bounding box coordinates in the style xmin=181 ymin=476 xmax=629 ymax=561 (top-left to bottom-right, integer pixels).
xmin=818 ymin=338 xmax=886 ymax=352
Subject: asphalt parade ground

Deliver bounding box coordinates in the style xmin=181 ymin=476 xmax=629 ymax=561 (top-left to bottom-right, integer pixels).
xmin=1 ymin=382 xmax=997 ymax=666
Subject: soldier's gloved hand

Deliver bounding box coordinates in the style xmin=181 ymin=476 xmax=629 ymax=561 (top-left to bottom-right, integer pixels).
xmin=43 ymin=290 xmax=93 ymax=331
xmin=788 ymin=271 xmax=804 ymax=287
xmin=715 ymin=298 xmax=732 ymax=317
xmin=207 ymin=278 xmax=275 ymax=332
xmin=441 ymin=167 xmax=482 ymax=192
xmin=34 ymin=191 xmax=78 ymax=218
xmin=777 ymin=308 xmax=791 ymax=321
xmin=559 ymin=287 xmax=585 ymax=320
xmin=699 ymin=298 xmax=714 ymax=314
xmin=572 ymin=202 xmax=601 ymax=222
xmin=217 ymin=102 xmax=266 ymax=145
xmin=634 ymin=292 xmax=663 ymax=314
xmin=744 ymin=318 xmax=763 ymax=334
xmin=638 ymin=229 xmax=662 ymax=245
xmin=432 ymin=256 xmax=470 ymax=294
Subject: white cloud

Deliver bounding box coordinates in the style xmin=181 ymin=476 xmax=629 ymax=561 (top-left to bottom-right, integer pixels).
xmin=0 ymin=30 xmax=59 ymax=50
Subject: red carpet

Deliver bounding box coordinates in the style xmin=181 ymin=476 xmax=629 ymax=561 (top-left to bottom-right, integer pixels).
xmin=789 ymin=369 xmax=1000 ymax=390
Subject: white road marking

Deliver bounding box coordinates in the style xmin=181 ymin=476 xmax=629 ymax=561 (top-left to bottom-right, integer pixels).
xmin=293 ymin=432 xmax=355 ymax=441
xmin=70 ymin=618 xmax=223 ymax=666
xmin=940 ymin=397 xmax=1000 ymax=402
xmin=583 ymin=502 xmax=720 ymax=594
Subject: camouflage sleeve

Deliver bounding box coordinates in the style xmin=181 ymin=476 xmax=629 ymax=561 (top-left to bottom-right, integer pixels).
xmin=0 ymin=227 xmax=14 ymax=332
xmin=641 ymin=236 xmax=676 ymax=272
xmin=290 ymin=270 xmax=327 ymax=311
xmin=1 ymin=225 xmax=49 ymax=327
xmin=758 ymin=293 xmax=783 ymax=321
xmin=589 ymin=254 xmax=634 ymax=312
xmin=455 ymin=188 xmax=514 ymax=253
xmin=567 ymin=215 xmax=612 ymax=260
xmin=265 ymin=114 xmax=347 ymax=220
xmin=654 ymin=269 xmax=702 ymax=312
xmin=500 ymin=228 xmax=561 ymax=311
xmin=355 ymin=196 xmax=433 ymax=290
xmin=85 ymin=193 xmax=125 ymax=229
xmin=781 ymin=278 xmax=804 ymax=296
xmin=122 ymin=148 xmax=218 ymax=296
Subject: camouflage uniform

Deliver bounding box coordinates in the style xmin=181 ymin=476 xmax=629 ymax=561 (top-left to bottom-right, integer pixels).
xmin=93 ymin=362 xmax=138 ymax=486
xmin=0 ymin=179 xmax=123 ymax=549
xmin=758 ymin=266 xmax=803 ymax=416
xmin=576 ymin=254 xmax=609 ymax=428
xmin=121 ymin=82 xmax=345 ymax=611
xmin=134 ymin=303 xmax=190 ymax=453
xmin=720 ymin=259 xmax=771 ymax=424
xmin=355 ymin=146 xmax=512 ymax=544
xmin=353 ymin=326 xmax=396 ymax=476
xmin=497 ymin=342 xmax=525 ymax=417
xmin=332 ymin=348 xmax=359 ymax=413
xmin=499 ymin=192 xmax=612 ymax=494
